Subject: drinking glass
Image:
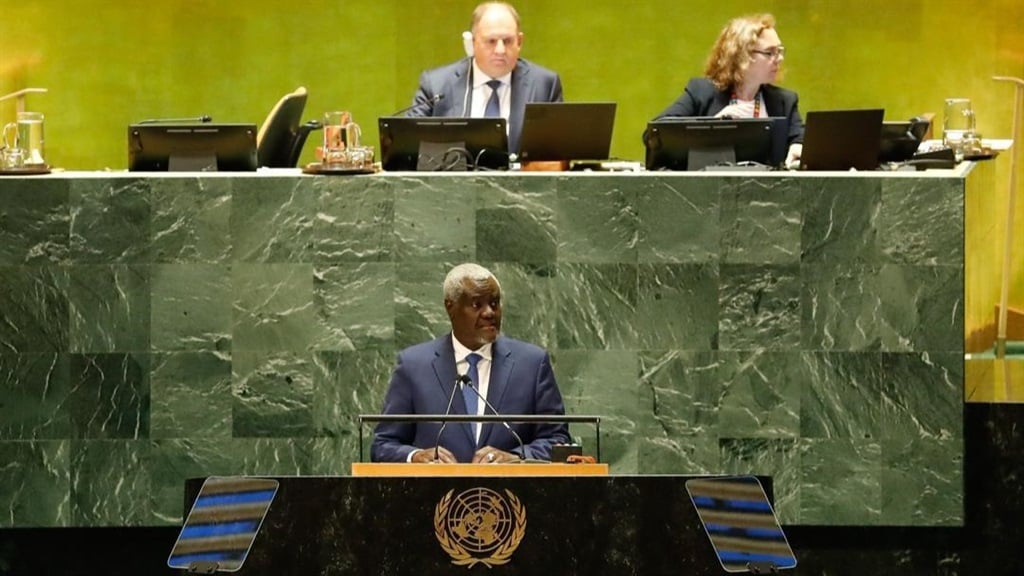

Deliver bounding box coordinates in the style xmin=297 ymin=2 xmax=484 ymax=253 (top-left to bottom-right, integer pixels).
xmin=943 ymin=98 xmax=975 ymax=157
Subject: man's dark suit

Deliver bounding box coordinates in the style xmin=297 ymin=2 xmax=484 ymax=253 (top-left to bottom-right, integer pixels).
xmin=371 ymin=334 xmax=569 ymax=463
xmin=654 ymin=77 xmax=805 ymax=145
xmin=407 ymin=57 xmax=564 ymax=154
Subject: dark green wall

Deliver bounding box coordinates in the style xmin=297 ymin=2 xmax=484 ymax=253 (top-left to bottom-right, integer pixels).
xmin=2 ymin=0 xmax=1022 ymax=170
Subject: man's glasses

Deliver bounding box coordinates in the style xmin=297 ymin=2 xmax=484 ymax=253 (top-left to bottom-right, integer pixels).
xmin=751 ymin=47 xmax=786 ymax=60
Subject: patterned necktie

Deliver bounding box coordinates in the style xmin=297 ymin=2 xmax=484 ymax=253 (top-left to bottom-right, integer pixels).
xmin=463 ymin=353 xmax=482 ymax=440
xmin=484 ymin=80 xmax=502 ymax=118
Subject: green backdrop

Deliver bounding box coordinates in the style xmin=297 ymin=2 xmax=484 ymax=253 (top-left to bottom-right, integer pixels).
xmin=2 ymin=0 xmax=1022 ymax=170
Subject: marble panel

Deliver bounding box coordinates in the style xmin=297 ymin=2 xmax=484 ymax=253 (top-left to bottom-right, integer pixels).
xmin=0 ymin=440 xmax=70 ymax=527
xmin=719 ymin=264 xmax=801 ymax=351
xmin=393 ymin=176 xmax=477 ymax=262
xmin=230 ymin=176 xmax=316 ymax=263
xmin=312 ymin=350 xmax=394 ymax=461
xmin=0 ymin=178 xmax=70 ymax=265
xmin=800 ymin=176 xmax=882 ymax=265
xmin=475 ymin=175 xmax=557 ymax=264
xmin=487 ymin=262 xmax=559 ymax=352
xmin=68 ymin=265 xmax=151 ymax=353
xmin=881 ymin=436 xmax=963 ymax=526
xmin=878 ymin=177 xmax=964 ymax=266
xmin=636 ymin=350 xmax=722 ymax=473
xmin=636 ymin=263 xmax=719 ymax=350
xmin=800 ymin=352 xmax=885 ymax=440
xmin=555 ymin=350 xmax=640 ymax=472
xmin=556 ymin=175 xmax=637 ymax=263
xmin=635 ymin=176 xmax=719 ymax=264
xmin=801 ymin=263 xmax=885 ymax=351
xmin=798 ymin=438 xmax=882 ymax=526
xmin=150 ymin=177 xmax=232 ymax=263
xmin=876 ymin=265 xmax=964 ymax=352
xmin=67 ymin=353 xmax=150 ymax=439
xmin=314 ymin=175 xmax=395 ymax=262
xmin=0 ymin=353 xmax=70 ymax=439
xmin=69 ymin=178 xmax=151 ymax=263
xmin=150 ymin=264 xmax=232 ymax=352
xmin=0 ymin=265 xmax=68 ymax=353
xmin=312 ymin=262 xmax=395 ymax=352
xmin=232 ymin=351 xmax=314 ymax=438
xmin=721 ymin=177 xmax=801 ymax=265
xmin=555 ymin=263 xmax=639 ymax=350
xmin=231 ymin=263 xmax=314 ymax=352
xmin=149 ymin=351 xmax=233 ymax=439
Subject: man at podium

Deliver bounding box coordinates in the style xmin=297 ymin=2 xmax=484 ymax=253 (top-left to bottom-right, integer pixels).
xmin=372 ymin=263 xmax=569 ymax=464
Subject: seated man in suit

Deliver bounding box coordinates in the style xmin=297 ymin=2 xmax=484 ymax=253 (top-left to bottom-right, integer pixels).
xmin=406 ymin=1 xmax=564 ymax=155
xmin=372 ymin=263 xmax=570 ymax=463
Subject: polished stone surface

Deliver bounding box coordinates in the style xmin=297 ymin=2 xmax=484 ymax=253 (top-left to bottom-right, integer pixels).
xmin=0 ymin=171 xmax=967 ymax=528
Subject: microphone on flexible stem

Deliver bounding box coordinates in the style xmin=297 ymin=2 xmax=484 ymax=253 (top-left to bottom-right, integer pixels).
xmin=390 ymin=94 xmax=445 ymax=117
xmin=433 ymin=372 xmax=465 ymax=462
xmin=458 ymin=374 xmax=526 ymax=461
xmin=136 ymin=115 xmax=213 ymax=124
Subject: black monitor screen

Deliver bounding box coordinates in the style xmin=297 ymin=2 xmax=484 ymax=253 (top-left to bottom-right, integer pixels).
xmin=128 ymin=123 xmax=258 ymax=172
xmin=878 ymin=118 xmax=931 ymax=163
xmin=645 ymin=117 xmax=787 ymax=171
xmin=378 ymin=117 xmax=509 ymax=171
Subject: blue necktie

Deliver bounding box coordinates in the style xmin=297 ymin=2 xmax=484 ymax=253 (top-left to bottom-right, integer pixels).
xmin=484 ymin=80 xmax=502 ymax=118
xmin=463 ymin=353 xmax=482 ymax=441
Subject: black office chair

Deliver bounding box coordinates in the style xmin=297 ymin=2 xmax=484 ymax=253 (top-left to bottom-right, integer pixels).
xmin=256 ymin=87 xmax=322 ymax=167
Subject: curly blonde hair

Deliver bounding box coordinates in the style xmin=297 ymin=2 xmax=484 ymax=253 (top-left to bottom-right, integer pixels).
xmin=704 ymin=14 xmax=782 ymax=92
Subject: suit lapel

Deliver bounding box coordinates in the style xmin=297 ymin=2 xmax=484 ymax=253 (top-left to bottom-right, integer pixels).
xmin=449 ymin=58 xmax=472 ymax=118
xmin=761 ymin=86 xmax=783 ymax=118
xmin=508 ymin=63 xmax=530 ymax=152
xmin=480 ymin=338 xmax=513 ymax=446
xmin=431 ymin=335 xmax=476 ymax=446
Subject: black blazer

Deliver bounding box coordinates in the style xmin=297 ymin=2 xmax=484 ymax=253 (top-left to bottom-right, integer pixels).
xmin=652 ymin=77 xmax=805 ymax=145
xmin=408 ymin=57 xmax=564 ymax=154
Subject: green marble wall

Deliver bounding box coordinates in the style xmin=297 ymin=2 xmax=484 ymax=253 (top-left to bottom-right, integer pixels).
xmin=0 ymin=172 xmax=964 ymax=528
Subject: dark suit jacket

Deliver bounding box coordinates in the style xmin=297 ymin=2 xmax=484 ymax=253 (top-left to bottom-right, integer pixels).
xmin=408 ymin=57 xmax=564 ymax=154
xmin=653 ymin=77 xmax=805 ymax=145
xmin=371 ymin=334 xmax=570 ymax=463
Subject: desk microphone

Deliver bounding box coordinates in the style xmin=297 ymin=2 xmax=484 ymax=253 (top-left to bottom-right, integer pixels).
xmin=433 ymin=373 xmax=465 ymax=462
xmin=390 ymin=94 xmax=444 ymax=117
xmin=136 ymin=115 xmax=213 ymax=124
xmin=458 ymin=374 xmax=526 ymax=460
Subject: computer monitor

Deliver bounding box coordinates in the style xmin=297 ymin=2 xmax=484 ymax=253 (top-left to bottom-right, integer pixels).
xmin=644 ymin=117 xmax=787 ymax=171
xmin=878 ymin=117 xmax=931 ymax=163
xmin=378 ymin=116 xmax=509 ymax=171
xmin=128 ymin=123 xmax=258 ymax=171
xmin=518 ymin=102 xmax=617 ymax=162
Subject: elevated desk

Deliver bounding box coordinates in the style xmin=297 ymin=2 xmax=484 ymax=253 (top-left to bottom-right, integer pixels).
xmin=0 ymin=168 xmax=970 ymax=529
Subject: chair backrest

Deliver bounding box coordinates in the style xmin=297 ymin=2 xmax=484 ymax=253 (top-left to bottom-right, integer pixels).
xmin=256 ymin=87 xmax=310 ymax=168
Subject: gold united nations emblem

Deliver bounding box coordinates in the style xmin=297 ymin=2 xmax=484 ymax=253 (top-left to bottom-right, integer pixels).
xmin=434 ymin=487 xmax=527 ymax=568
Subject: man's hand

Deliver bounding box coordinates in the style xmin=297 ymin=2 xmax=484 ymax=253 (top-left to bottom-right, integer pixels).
xmin=411 ymin=446 xmax=457 ymax=463
xmin=472 ymin=446 xmax=512 ymax=464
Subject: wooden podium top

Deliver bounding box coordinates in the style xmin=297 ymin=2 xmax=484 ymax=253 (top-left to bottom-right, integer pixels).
xmin=351 ymin=462 xmax=609 ymax=477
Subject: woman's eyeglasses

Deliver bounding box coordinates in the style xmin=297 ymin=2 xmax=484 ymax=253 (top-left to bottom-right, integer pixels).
xmin=751 ymin=47 xmax=786 ymax=60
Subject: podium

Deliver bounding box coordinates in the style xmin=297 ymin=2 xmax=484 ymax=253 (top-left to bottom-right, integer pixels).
xmin=351 ymin=462 xmax=609 ymax=476
xmin=182 ymin=474 xmax=772 ymax=575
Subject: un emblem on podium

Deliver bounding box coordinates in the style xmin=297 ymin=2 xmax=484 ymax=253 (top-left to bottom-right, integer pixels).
xmin=434 ymin=487 xmax=527 ymax=567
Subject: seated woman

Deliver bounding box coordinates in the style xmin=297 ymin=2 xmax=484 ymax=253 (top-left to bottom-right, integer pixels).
xmin=652 ymin=13 xmax=804 ymax=167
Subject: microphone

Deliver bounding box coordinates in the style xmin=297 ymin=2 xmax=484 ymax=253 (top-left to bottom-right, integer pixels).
xmin=458 ymin=374 xmax=526 ymax=460
xmin=433 ymin=372 xmax=465 ymax=462
xmin=390 ymin=94 xmax=444 ymax=117
xmin=136 ymin=115 xmax=212 ymax=124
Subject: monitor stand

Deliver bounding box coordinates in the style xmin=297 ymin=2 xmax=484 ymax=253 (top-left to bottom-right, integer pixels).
xmin=186 ymin=561 xmax=220 ymax=575
xmin=689 ymin=146 xmax=734 ymax=171
xmin=169 ymin=152 xmax=217 ymax=171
